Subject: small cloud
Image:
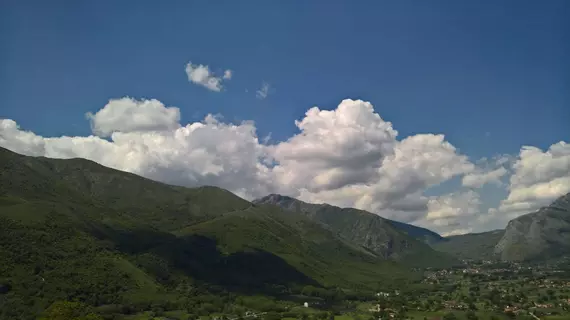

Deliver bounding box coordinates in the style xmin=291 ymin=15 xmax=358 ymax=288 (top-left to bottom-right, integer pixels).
xmin=256 ymin=82 xmax=271 ymax=100
xmin=462 ymin=167 xmax=508 ymax=188
xmin=185 ymin=61 xmax=232 ymax=92
xmin=485 ymin=131 xmax=491 ymax=138
xmin=262 ymin=133 xmax=272 ymax=144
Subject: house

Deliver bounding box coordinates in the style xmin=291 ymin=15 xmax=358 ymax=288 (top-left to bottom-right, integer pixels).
xmin=369 ymin=304 xmax=382 ymax=312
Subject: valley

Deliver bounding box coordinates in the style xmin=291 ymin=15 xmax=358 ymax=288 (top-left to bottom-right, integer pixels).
xmin=1 ymin=147 xmax=570 ymax=320
xmin=2 ymin=2 xmax=568 ymax=319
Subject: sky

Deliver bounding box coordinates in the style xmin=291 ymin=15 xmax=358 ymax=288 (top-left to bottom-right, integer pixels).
xmin=1 ymin=0 xmax=569 ymax=236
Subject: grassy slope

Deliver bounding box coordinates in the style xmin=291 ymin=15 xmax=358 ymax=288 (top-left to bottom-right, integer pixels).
xmin=431 ymin=230 xmax=504 ymax=260
xmin=254 ymin=195 xmax=459 ymax=268
xmin=176 ymin=205 xmax=415 ymax=290
xmin=0 ymin=147 xmax=416 ymax=319
xmin=387 ymin=219 xmax=444 ymax=246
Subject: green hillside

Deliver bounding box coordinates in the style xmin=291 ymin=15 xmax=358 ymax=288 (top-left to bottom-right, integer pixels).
xmin=253 ymin=194 xmax=459 ymax=268
xmin=431 ymin=230 xmax=504 ymax=260
xmin=0 ymin=147 xmax=417 ymax=320
xmin=386 ymin=220 xmax=444 ymax=246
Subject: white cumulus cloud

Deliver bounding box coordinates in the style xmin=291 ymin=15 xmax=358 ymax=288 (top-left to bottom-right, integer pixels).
xmin=418 ymin=191 xmax=482 ymax=236
xmin=86 ymin=98 xmax=181 ymax=137
xmin=1 ymin=97 xmax=568 ymax=236
xmin=462 ymin=166 xmax=508 ymax=188
xmin=185 ymin=61 xmax=232 ymax=92
xmin=501 ymin=142 xmax=570 ymax=211
xmin=478 ymin=142 xmax=570 ymax=228
xmin=268 ymin=100 xmax=475 ymax=224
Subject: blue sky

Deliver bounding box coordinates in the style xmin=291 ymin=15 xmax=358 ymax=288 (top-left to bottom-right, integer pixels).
xmin=2 ymin=0 xmax=568 ymax=154
xmin=1 ymin=0 xmax=569 ymax=233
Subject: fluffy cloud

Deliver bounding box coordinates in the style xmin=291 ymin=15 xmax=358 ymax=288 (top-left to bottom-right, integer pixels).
xmin=185 ymin=61 xmax=232 ymax=92
xmin=462 ymin=166 xmax=508 ymax=188
xmin=2 ymin=97 xmax=568 ymax=236
xmin=269 ymin=100 xmax=398 ymax=193
xmin=86 ymin=98 xmax=181 ymax=137
xmin=0 ymin=119 xmax=47 ymax=156
xmin=268 ymin=100 xmax=475 ymax=223
xmin=497 ymin=142 xmax=570 ymax=215
xmin=472 ymin=142 xmax=570 ymax=231
xmin=297 ymin=135 xmax=475 ymax=223
xmin=418 ymin=191 xmax=482 ymax=236
xmin=0 ymin=103 xmax=271 ymax=200
xmin=370 ymin=134 xmax=475 ymax=207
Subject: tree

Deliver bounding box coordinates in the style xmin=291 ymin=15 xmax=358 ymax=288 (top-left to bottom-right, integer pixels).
xmin=39 ymin=301 xmax=103 ymax=320
xmin=466 ymin=310 xmax=478 ymax=320
xmin=442 ymin=313 xmax=458 ymax=320
xmin=265 ymin=311 xmax=281 ymax=320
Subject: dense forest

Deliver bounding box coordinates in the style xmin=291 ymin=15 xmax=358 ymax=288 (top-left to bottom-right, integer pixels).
xmin=0 ymin=147 xmax=420 ymax=319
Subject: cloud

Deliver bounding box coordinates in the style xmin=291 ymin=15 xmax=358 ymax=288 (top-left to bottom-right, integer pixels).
xmin=418 ymin=191 xmax=482 ymax=236
xmin=0 ymin=98 xmax=478 ymax=234
xmin=479 ymin=142 xmax=570 ymax=227
xmin=256 ymin=82 xmax=271 ymax=100
xmin=269 ymin=99 xmax=397 ymax=193
xmin=462 ymin=166 xmax=508 ymax=188
xmin=268 ymin=100 xmax=474 ymax=223
xmin=0 ymin=114 xmax=272 ymax=201
xmin=501 ymin=142 xmax=570 ymax=211
xmin=86 ymin=98 xmax=181 ymax=137
xmin=1 ymin=97 xmax=568 ymax=236
xmin=185 ymin=61 xmax=232 ymax=92
xmin=0 ymin=119 xmax=47 ymax=156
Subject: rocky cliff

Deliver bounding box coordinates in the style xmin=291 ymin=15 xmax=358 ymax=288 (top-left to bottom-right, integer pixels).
xmin=495 ymin=193 xmax=570 ymax=261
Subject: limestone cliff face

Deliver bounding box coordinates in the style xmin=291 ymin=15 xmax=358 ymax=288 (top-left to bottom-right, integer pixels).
xmin=495 ymin=193 xmax=570 ymax=261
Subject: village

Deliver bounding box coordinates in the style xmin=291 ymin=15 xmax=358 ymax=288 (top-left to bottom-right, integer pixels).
xmin=360 ymin=260 xmax=570 ymax=319
xmin=147 ymin=260 xmax=570 ymax=320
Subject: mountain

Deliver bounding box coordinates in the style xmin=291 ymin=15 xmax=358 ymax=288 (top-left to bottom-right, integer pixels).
xmin=431 ymin=230 xmax=504 ymax=260
xmin=387 ymin=220 xmax=445 ymax=246
xmin=253 ymin=194 xmax=457 ymax=268
xmin=494 ymin=192 xmax=570 ymax=261
xmin=0 ymin=147 xmax=415 ymax=319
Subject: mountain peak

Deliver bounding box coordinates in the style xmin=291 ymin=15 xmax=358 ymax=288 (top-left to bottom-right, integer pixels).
xmin=253 ymin=193 xmax=298 ymax=204
xmin=548 ymin=192 xmax=570 ymax=211
xmin=254 ymin=193 xmax=454 ymax=265
xmin=495 ymin=192 xmax=570 ymax=261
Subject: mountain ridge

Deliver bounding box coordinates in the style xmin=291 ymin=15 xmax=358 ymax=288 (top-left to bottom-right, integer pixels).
xmin=431 ymin=193 xmax=570 ymax=262
xmin=253 ymin=194 xmax=457 ymax=268
xmin=494 ymin=192 xmax=570 ymax=261
xmin=0 ymin=146 xmax=417 ymax=319
xmin=254 ymin=194 xmax=444 ymax=243
xmin=432 ymin=229 xmax=505 ymax=260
